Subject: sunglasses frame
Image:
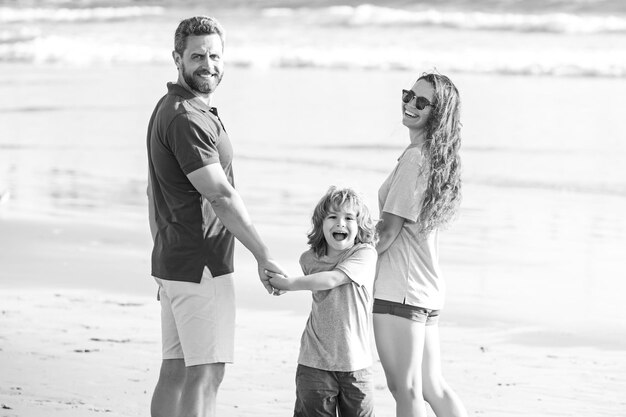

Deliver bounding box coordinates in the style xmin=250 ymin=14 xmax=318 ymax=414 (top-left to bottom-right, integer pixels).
xmin=402 ymin=89 xmax=433 ymax=111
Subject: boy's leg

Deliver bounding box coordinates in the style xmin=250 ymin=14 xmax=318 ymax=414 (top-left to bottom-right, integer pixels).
xmin=294 ymin=365 xmax=339 ymax=417
xmin=336 ymin=367 xmax=375 ymax=417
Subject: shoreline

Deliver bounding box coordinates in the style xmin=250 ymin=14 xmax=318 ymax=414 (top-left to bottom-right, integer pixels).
xmin=2 ymin=208 xmax=624 ymax=352
xmin=2 ymin=208 xmax=625 ymax=352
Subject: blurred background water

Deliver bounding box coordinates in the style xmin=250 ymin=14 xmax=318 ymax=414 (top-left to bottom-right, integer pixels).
xmin=2 ymin=0 xmax=626 ymax=76
xmin=2 ymin=0 xmax=625 ymax=213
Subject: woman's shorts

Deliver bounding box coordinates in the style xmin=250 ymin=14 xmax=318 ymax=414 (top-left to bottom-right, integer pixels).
xmin=372 ymin=298 xmax=440 ymax=325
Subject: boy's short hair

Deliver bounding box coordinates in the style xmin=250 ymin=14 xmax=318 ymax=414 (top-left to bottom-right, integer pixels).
xmin=307 ymin=186 xmax=378 ymax=257
xmin=174 ymin=16 xmax=225 ymax=56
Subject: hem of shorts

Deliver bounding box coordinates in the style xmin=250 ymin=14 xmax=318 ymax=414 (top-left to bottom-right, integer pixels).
xmin=184 ymin=355 xmax=234 ymax=367
xmin=297 ymin=361 xmax=373 ymax=373
xmin=151 ymin=267 xmax=235 ymax=284
xmin=162 ymin=353 xmax=184 ymax=361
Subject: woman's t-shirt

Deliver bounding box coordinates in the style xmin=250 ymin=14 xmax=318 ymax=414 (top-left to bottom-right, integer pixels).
xmin=374 ymin=145 xmax=446 ymax=310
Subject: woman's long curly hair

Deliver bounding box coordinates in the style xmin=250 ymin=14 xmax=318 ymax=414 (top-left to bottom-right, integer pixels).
xmin=417 ymin=73 xmax=462 ymax=235
xmin=308 ymin=186 xmax=378 ymax=257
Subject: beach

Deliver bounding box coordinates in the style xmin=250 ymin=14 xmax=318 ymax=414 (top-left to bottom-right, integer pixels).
xmin=1 ymin=216 xmax=625 ymax=417
xmin=2 ymin=2 xmax=626 ymax=415
xmin=2 ymin=57 xmax=626 ymax=416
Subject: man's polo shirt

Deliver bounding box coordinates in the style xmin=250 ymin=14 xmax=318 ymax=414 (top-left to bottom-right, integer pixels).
xmin=147 ymin=82 xmax=234 ymax=283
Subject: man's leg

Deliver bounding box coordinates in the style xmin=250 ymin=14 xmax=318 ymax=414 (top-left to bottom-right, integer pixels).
xmin=158 ymin=271 xmax=235 ymax=417
xmin=152 ymin=278 xmax=186 ymax=417
xmin=151 ymin=359 xmax=185 ymax=417
xmin=178 ymin=363 xmax=226 ymax=417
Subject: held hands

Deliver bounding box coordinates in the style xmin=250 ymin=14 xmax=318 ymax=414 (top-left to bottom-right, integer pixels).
xmin=257 ymin=259 xmax=287 ymax=296
xmin=265 ymin=270 xmax=294 ymax=292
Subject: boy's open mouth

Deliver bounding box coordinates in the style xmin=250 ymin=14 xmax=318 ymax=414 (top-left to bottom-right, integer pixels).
xmin=332 ymin=232 xmax=348 ymax=241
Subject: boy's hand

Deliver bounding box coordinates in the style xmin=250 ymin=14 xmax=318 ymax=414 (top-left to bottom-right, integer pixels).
xmin=259 ymin=260 xmax=286 ymax=295
xmin=265 ymin=270 xmax=293 ymax=292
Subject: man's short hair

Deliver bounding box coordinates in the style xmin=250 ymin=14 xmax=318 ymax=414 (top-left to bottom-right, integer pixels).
xmin=174 ymin=16 xmax=225 ymax=55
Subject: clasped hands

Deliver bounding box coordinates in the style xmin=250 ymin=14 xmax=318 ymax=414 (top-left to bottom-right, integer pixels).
xmin=257 ymin=259 xmax=289 ymax=296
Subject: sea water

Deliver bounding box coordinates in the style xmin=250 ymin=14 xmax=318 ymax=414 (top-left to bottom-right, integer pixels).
xmin=2 ymin=0 xmax=626 ymax=76
xmin=1 ymin=0 xmax=625 ymax=347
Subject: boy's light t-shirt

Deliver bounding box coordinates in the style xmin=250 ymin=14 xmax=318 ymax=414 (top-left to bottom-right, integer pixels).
xmin=297 ymin=243 xmax=377 ymax=372
xmin=374 ymin=145 xmax=446 ymax=310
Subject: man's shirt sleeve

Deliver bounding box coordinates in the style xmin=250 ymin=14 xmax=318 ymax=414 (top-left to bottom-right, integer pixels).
xmin=167 ymin=112 xmax=220 ymax=175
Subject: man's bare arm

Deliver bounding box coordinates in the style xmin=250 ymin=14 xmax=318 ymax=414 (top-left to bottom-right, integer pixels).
xmin=187 ymin=163 xmax=285 ymax=293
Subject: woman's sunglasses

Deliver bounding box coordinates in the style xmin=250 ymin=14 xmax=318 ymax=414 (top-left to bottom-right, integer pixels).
xmin=402 ymin=89 xmax=433 ymax=110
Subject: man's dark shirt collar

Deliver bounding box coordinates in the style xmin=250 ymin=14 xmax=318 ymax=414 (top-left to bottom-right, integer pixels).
xmin=167 ymin=82 xmax=218 ymax=115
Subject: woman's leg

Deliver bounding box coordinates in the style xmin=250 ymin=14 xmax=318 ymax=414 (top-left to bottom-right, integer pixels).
xmin=373 ymin=313 xmax=428 ymax=417
xmin=421 ymin=324 xmax=468 ymax=417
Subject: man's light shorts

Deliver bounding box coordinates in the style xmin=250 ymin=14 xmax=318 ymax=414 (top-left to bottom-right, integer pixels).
xmin=154 ymin=268 xmax=235 ymax=367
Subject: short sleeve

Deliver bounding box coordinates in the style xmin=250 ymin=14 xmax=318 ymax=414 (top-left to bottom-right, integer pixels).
xmin=335 ymin=245 xmax=377 ymax=288
xmin=168 ymin=113 xmax=220 ymax=175
xmin=299 ymin=250 xmax=314 ymax=275
xmin=382 ymin=151 xmax=426 ymax=222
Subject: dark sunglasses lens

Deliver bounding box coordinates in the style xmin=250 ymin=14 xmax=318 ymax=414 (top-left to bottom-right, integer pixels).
xmin=415 ymin=97 xmax=430 ymax=110
xmin=402 ymin=90 xmax=413 ymax=104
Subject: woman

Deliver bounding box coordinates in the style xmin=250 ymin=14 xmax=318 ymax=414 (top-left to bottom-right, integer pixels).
xmin=373 ymin=73 xmax=468 ymax=417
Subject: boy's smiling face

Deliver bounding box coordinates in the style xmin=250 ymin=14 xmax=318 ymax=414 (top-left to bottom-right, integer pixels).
xmin=322 ymin=204 xmax=358 ymax=257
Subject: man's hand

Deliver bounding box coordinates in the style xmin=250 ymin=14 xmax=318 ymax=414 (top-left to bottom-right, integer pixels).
xmin=258 ymin=259 xmax=287 ymax=295
xmin=188 ymin=165 xmax=286 ymax=295
xmin=266 ymin=270 xmax=294 ymax=291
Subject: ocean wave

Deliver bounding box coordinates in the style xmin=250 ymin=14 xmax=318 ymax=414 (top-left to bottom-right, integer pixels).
xmin=0 ymin=34 xmax=168 ymax=65
xmin=0 ymin=6 xmax=164 ymax=23
xmin=470 ymin=177 xmax=626 ymax=198
xmin=1 ymin=41 xmax=624 ymax=79
xmin=1 ymin=29 xmax=624 ymax=79
xmin=0 ymin=28 xmax=40 ymax=44
xmin=227 ymin=53 xmax=626 ymax=78
xmin=263 ymin=4 xmax=626 ymax=34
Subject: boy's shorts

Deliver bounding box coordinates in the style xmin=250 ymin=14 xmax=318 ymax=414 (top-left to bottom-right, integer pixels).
xmin=373 ymin=298 xmax=440 ymax=325
xmin=154 ymin=268 xmax=235 ymax=367
xmin=294 ymin=364 xmax=374 ymax=417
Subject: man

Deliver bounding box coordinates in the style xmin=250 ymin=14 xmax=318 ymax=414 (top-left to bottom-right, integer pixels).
xmin=146 ymin=16 xmax=284 ymax=417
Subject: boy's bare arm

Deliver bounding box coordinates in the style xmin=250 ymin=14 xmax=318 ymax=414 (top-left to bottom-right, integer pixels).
xmin=267 ymin=270 xmax=351 ymax=292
